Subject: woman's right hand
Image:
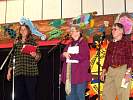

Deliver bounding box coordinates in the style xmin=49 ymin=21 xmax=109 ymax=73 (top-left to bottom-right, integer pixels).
xmin=7 ymin=67 xmax=12 ymax=81
xmin=100 ymin=69 xmax=106 ymax=81
xmin=63 ymin=52 xmax=71 ymax=59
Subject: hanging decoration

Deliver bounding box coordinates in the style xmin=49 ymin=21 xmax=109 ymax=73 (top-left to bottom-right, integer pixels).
xmin=0 ymin=24 xmax=16 ymax=39
xmin=77 ymin=16 xmax=81 ymax=24
xmin=71 ymin=13 xmax=94 ymax=30
xmin=84 ymin=14 xmax=91 ymax=25
xmin=47 ymin=28 xmax=63 ymax=40
xmin=114 ymin=13 xmax=133 ymax=35
xmin=87 ymin=28 xmax=94 ymax=35
xmin=49 ymin=19 xmax=65 ymax=28
xmin=89 ymin=19 xmax=95 ymax=28
xmin=20 ymin=16 xmax=46 ymax=40
xmin=119 ymin=16 xmax=133 ymax=34
xmin=4 ymin=27 xmax=16 ymax=39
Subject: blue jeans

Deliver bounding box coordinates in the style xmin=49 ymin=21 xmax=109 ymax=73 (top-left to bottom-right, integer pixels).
xmin=66 ymin=81 xmax=87 ymax=100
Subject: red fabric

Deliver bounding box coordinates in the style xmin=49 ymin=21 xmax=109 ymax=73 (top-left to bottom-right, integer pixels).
xmin=0 ymin=42 xmax=13 ymax=48
xmin=0 ymin=39 xmax=61 ymax=48
xmin=38 ymin=39 xmax=60 ymax=46
xmin=0 ymin=39 xmax=72 ymax=49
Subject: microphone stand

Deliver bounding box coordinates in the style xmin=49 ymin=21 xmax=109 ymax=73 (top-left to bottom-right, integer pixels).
xmin=48 ymin=38 xmax=68 ymax=100
xmin=48 ymin=42 xmax=61 ymax=100
xmin=97 ymin=41 xmax=101 ymax=100
xmin=97 ymin=36 xmax=105 ymax=100
xmin=48 ymin=34 xmax=70 ymax=54
xmin=0 ymin=48 xmax=13 ymax=70
xmin=0 ymin=38 xmax=19 ymax=71
xmin=12 ymin=55 xmax=15 ymax=100
xmin=93 ymin=32 xmax=105 ymax=100
xmin=0 ymin=47 xmax=15 ymax=100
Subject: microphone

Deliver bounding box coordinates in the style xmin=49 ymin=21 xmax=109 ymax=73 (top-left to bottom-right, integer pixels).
xmin=63 ymin=33 xmax=70 ymax=40
xmin=14 ymin=34 xmax=22 ymax=44
xmin=99 ymin=31 xmax=106 ymax=44
xmin=16 ymin=34 xmax=22 ymax=41
xmin=101 ymin=31 xmax=106 ymax=42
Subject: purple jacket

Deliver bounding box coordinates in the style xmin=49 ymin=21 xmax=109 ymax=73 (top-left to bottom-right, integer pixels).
xmin=61 ymin=38 xmax=92 ymax=84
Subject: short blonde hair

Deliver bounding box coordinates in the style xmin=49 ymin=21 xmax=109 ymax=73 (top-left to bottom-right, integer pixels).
xmin=70 ymin=24 xmax=81 ymax=32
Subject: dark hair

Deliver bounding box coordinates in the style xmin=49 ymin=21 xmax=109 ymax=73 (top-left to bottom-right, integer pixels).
xmin=18 ymin=24 xmax=32 ymax=40
xmin=113 ymin=23 xmax=123 ymax=28
xmin=113 ymin=23 xmax=125 ymax=33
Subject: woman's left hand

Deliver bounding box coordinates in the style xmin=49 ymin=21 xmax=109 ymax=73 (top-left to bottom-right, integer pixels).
xmin=124 ymin=73 xmax=131 ymax=83
xmin=30 ymin=52 xmax=37 ymax=58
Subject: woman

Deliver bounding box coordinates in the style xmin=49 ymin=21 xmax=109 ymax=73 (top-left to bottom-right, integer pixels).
xmin=101 ymin=23 xmax=132 ymax=100
xmin=7 ymin=24 xmax=41 ymax=100
xmin=61 ymin=24 xmax=92 ymax=100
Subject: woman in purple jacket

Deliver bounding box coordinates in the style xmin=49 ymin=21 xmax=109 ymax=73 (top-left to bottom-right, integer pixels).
xmin=61 ymin=24 xmax=92 ymax=100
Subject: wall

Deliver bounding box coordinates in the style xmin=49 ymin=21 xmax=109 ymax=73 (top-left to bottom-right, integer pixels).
xmin=0 ymin=0 xmax=133 ymax=24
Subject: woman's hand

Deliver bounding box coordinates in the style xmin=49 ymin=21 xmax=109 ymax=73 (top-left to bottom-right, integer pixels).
xmin=124 ymin=68 xmax=132 ymax=83
xmin=63 ymin=52 xmax=71 ymax=59
xmin=124 ymin=73 xmax=131 ymax=83
xmin=30 ymin=52 xmax=37 ymax=58
xmin=7 ymin=67 xmax=12 ymax=81
xmin=100 ymin=69 xmax=106 ymax=81
xmin=30 ymin=52 xmax=41 ymax=61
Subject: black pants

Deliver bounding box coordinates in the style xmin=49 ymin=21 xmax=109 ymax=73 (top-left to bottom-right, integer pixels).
xmin=14 ymin=75 xmax=38 ymax=100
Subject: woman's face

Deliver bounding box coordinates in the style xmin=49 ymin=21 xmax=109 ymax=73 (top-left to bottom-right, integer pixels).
xmin=70 ymin=27 xmax=80 ymax=40
xmin=112 ymin=26 xmax=123 ymax=39
xmin=20 ymin=26 xmax=29 ymax=37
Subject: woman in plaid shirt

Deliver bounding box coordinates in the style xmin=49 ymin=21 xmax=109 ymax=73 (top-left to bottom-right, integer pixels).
xmin=7 ymin=24 xmax=41 ymax=100
xmin=101 ymin=23 xmax=132 ymax=100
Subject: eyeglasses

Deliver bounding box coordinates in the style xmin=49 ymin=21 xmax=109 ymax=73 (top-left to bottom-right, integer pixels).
xmin=112 ymin=28 xmax=118 ymax=31
xmin=70 ymin=29 xmax=77 ymax=33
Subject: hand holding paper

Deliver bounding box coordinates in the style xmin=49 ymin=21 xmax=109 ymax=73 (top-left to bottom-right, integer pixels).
xmin=21 ymin=44 xmax=37 ymax=54
xmin=121 ymin=78 xmax=129 ymax=88
xmin=66 ymin=46 xmax=79 ymax=63
xmin=67 ymin=46 xmax=79 ymax=54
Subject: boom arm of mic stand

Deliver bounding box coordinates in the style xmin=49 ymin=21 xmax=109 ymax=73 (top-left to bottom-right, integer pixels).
xmin=48 ymin=44 xmax=59 ymax=54
xmin=48 ymin=33 xmax=71 ymax=54
xmin=48 ymin=40 xmax=64 ymax=54
xmin=0 ymin=48 xmax=13 ymax=70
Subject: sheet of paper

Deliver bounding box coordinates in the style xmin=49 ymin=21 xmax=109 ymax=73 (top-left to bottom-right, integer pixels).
xmin=67 ymin=46 xmax=79 ymax=54
xmin=21 ymin=44 xmax=37 ymax=54
xmin=66 ymin=59 xmax=79 ymax=63
xmin=121 ymin=78 xmax=129 ymax=88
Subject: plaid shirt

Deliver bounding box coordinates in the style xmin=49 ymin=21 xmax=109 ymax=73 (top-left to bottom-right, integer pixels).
xmin=8 ymin=38 xmax=40 ymax=77
xmin=103 ymin=37 xmax=133 ymax=70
